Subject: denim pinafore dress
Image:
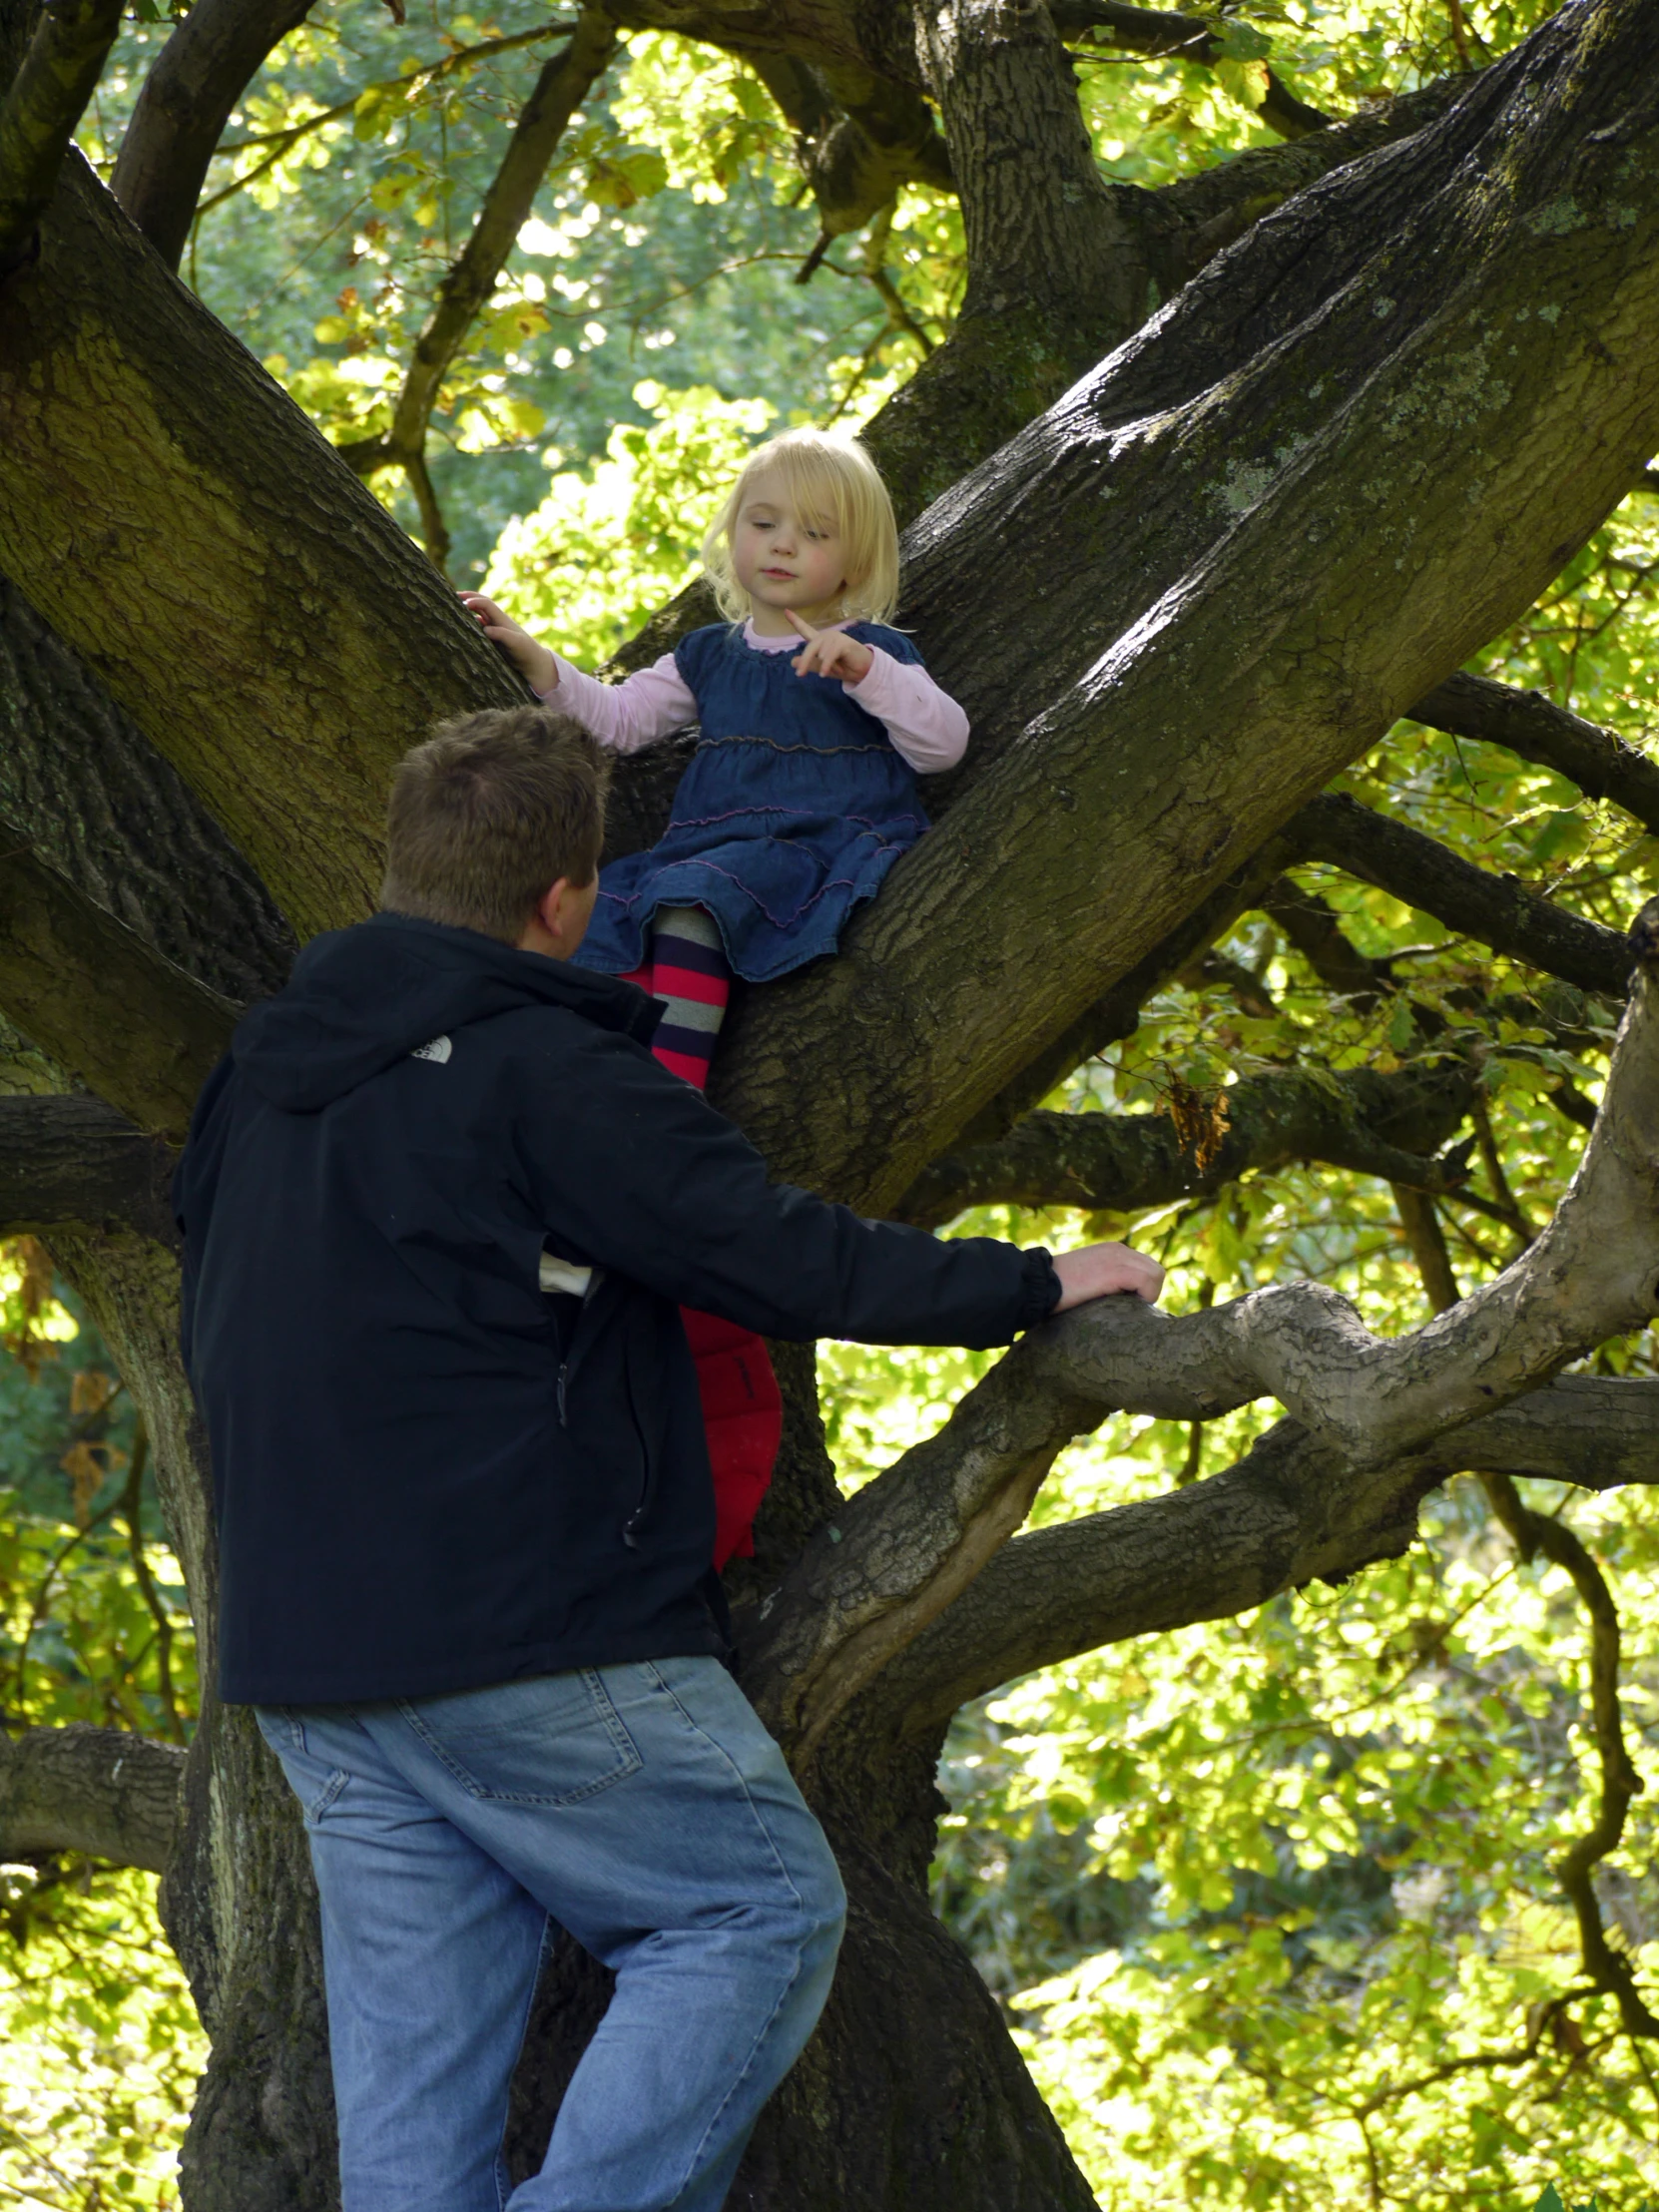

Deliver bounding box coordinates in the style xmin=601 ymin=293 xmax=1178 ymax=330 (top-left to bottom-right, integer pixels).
xmin=574 ymin=621 xmax=932 ymax=984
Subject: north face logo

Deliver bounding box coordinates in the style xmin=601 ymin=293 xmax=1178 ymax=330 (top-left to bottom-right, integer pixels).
xmin=411 ymin=1035 xmax=452 ymax=1063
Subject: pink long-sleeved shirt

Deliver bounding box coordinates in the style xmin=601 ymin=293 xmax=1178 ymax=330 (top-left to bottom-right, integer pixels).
xmin=533 ymin=619 xmax=969 ymax=775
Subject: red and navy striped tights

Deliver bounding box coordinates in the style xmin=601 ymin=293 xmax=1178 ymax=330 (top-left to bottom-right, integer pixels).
xmin=621 ymin=907 xmax=782 ymax=1569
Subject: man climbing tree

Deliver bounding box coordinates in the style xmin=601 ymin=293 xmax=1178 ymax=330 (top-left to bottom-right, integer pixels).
xmin=1 ymin=0 xmax=1658 ymax=2203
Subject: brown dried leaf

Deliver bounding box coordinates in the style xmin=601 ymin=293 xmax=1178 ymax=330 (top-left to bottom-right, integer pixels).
xmin=61 ymin=1440 xmax=105 ymax=1527
xmin=69 ymin=1369 xmax=118 ymax=1419
xmin=1159 ymin=1076 xmax=1233 ymax=1174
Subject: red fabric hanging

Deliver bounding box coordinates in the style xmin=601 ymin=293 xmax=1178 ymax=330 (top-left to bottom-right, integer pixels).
xmin=680 ymin=1308 xmax=782 ymax=1569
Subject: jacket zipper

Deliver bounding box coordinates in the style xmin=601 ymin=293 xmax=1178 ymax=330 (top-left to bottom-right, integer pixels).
xmin=621 ymin=1352 xmax=656 ymax=1550
xmin=554 ymin=1270 xmax=603 ymax=1429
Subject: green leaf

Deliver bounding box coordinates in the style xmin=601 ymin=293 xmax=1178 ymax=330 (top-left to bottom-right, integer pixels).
xmin=1212 ymin=17 xmax=1273 ymax=60
xmin=583 ymin=148 xmax=669 ymax=210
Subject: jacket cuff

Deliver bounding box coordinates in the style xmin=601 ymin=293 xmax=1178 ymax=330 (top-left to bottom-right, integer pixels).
xmin=1015 ymin=1248 xmax=1063 ymax=1332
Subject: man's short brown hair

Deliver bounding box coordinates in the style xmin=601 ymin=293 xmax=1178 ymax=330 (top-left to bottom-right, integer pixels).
xmin=381 ymin=706 xmax=610 ymax=943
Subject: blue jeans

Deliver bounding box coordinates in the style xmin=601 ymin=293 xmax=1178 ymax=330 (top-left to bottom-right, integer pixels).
xmin=255 ymin=1657 xmax=845 ymax=2212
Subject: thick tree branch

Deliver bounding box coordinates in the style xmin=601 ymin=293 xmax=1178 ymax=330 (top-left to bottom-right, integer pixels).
xmin=1292 ymin=792 xmax=1634 ymax=999
xmin=1449 ymin=1375 xmax=1659 ymax=1491
xmin=1411 ymin=668 xmax=1659 ymax=839
xmin=0 ymin=840 xmax=234 ymax=1136
xmin=0 ymin=154 xmax=527 ymax=939
xmin=109 ymin=0 xmax=318 ymax=272
xmin=863 ymin=0 xmax=1157 ymax=514
xmin=340 ymin=6 xmax=618 ymax=573
xmin=947 ymin=836 xmax=1300 ymax=1149
xmin=0 ymin=1721 xmax=185 ymax=1872
xmin=0 ymin=573 xmax=294 ymax=1004
xmin=897 ymin=1058 xmax=1476 ymax=1228
xmin=747 ymin=901 xmax=1659 ymax=1763
xmin=0 ymin=0 xmax=121 ymax=270
xmin=0 ymin=1093 xmax=179 ymax=1242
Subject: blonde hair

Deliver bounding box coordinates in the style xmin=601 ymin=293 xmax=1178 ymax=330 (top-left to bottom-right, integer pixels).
xmin=382 ymin=706 xmax=610 ymax=943
xmin=701 ymin=428 xmax=900 ymax=626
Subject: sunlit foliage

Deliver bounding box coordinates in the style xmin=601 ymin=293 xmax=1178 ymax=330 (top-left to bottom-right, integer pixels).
xmin=0 ymin=1251 xmax=202 ymax=2205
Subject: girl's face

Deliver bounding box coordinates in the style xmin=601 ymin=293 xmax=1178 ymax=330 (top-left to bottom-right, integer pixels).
xmin=730 ymin=474 xmax=850 ymax=627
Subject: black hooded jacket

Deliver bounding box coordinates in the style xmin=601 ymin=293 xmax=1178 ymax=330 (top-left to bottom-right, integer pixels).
xmin=173 ymin=912 xmax=1061 ymax=1706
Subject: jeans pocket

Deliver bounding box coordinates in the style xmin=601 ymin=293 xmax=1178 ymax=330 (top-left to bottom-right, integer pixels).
xmin=254 ymin=1707 xmax=351 ymax=1826
xmin=398 ymin=1669 xmax=643 ymax=1807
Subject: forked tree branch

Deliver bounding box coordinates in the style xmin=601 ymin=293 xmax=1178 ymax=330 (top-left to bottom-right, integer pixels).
xmin=0 ymin=839 xmax=235 ymax=1138
xmin=745 ymin=902 xmax=1659 ymax=1768
xmin=852 ymin=1376 xmax=1659 ymax=1749
xmin=0 ymin=1721 xmax=185 ymax=1872
xmin=897 ymin=1058 xmax=1476 ymax=1228
xmin=750 ymin=49 xmax=952 ymax=246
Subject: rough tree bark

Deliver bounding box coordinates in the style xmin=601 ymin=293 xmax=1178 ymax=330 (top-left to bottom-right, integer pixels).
xmin=2 ymin=1 xmax=1659 ymax=2208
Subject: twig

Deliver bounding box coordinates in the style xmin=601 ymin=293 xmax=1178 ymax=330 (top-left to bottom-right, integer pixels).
xmin=1470 ymin=1089 xmax=1534 ymax=1250
xmin=1480 ymin=1470 xmax=1658 ymax=2037
xmin=120 ymin=1418 xmax=184 ymax=1743
xmin=194 ymin=18 xmax=578 ymax=222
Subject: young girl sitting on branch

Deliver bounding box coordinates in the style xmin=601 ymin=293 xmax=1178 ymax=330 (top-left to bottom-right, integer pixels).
xmin=462 ymin=425 xmax=965 ymax=1075
xmin=461 ymin=426 xmax=968 ymax=1564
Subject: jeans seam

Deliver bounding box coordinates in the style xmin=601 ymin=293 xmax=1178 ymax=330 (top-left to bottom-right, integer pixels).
xmin=680 ymin=1946 xmax=811 ymax=2201
xmin=639 ymin=1660 xmax=827 ymax=2205
xmin=638 ymin=1663 xmax=804 ymax=1911
xmin=494 ymin=1914 xmax=554 ymax=2212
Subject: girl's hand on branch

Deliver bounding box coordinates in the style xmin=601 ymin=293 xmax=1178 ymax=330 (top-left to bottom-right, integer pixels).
xmin=788 ymin=611 xmax=874 ymax=684
xmin=459 ymin=593 xmax=557 ymax=695
xmin=1051 ymin=1243 xmax=1166 ymax=1313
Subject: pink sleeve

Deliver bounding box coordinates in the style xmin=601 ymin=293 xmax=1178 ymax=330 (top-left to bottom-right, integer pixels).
xmin=843 ymin=647 xmax=969 ymax=775
xmin=533 ymin=652 xmax=696 ymax=755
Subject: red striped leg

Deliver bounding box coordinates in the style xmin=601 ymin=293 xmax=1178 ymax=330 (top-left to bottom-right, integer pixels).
xmin=647 ymin=904 xmax=730 ymax=1092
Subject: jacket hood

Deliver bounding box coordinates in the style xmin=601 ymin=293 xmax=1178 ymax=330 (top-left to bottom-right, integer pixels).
xmin=234 ymin=912 xmax=660 ymax=1112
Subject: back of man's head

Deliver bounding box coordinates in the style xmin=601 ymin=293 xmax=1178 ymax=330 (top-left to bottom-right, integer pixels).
xmin=382 ymin=705 xmax=609 ymax=944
